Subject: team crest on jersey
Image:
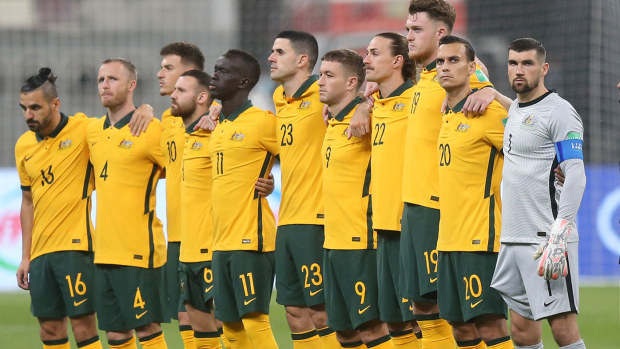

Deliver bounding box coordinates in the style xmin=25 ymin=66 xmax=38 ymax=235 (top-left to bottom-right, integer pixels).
xmin=191 ymin=141 xmax=203 ymax=150
xmin=299 ymin=100 xmax=311 ymax=110
xmin=230 ymin=132 xmax=245 ymax=142
xmin=456 ymin=122 xmax=470 ymax=132
xmin=119 ymin=139 xmax=133 ymax=149
xmin=392 ymin=102 xmax=405 ymax=112
xmin=58 ymin=139 xmax=73 ymax=150
xmin=521 ymin=114 xmax=535 ymax=130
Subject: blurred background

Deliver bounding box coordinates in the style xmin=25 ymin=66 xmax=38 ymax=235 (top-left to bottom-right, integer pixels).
xmin=0 ymin=0 xmax=618 ymax=289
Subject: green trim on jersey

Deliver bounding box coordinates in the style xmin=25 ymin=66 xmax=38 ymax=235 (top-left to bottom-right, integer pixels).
xmin=329 ymin=97 xmax=362 ymax=121
xmin=36 ymin=113 xmax=69 ymax=141
xmin=103 ymin=110 xmax=134 ymax=129
xmin=384 ymin=80 xmax=414 ymax=98
xmin=425 ymin=61 xmax=437 ymax=71
xmin=292 ymin=75 xmax=319 ymax=98
xmin=185 ymin=115 xmax=204 ymax=134
xmin=219 ymin=100 xmax=253 ymax=123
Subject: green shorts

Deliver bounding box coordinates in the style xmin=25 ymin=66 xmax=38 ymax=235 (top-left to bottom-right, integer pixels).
xmin=437 ymin=251 xmax=507 ymax=323
xmin=377 ymin=230 xmax=414 ymax=322
xmin=275 ymin=224 xmax=326 ymax=307
xmin=29 ymin=251 xmax=96 ymax=318
xmin=324 ymin=249 xmax=379 ymax=331
xmin=179 ymin=261 xmax=214 ymax=313
xmin=400 ymin=203 xmax=439 ymax=303
xmin=94 ymin=264 xmax=169 ymax=331
xmin=212 ymin=251 xmax=275 ymax=323
xmin=165 ymin=241 xmax=182 ymax=319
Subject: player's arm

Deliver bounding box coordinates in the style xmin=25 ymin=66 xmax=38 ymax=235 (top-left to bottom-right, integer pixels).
xmin=344 ymin=85 xmax=376 ymax=138
xmin=129 ymin=104 xmax=155 ymax=136
xmin=194 ymin=102 xmax=221 ymax=131
xmin=17 ymin=189 xmax=33 ymax=290
xmin=255 ymin=173 xmax=275 ymax=197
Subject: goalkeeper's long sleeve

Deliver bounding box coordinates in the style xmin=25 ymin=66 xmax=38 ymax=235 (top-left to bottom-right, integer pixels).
xmin=557 ymin=158 xmax=586 ymax=221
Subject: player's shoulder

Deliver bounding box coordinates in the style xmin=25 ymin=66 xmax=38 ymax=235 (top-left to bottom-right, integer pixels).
xmin=15 ymin=130 xmax=36 ymax=151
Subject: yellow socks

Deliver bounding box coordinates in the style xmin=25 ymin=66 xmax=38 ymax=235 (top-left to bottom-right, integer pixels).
xmin=292 ymin=329 xmax=321 ymax=349
xmin=341 ymin=341 xmax=367 ymax=349
xmin=390 ymin=329 xmax=420 ymax=348
xmin=223 ymin=321 xmax=253 ymax=349
xmin=241 ymin=313 xmax=278 ymax=348
xmin=219 ymin=327 xmax=231 ymax=349
xmin=195 ymin=331 xmax=222 ymax=349
xmin=139 ymin=331 xmax=168 ymax=349
xmin=457 ymin=338 xmax=488 ymax=349
xmin=487 ymin=336 xmax=514 ymax=349
xmin=417 ymin=314 xmax=456 ymax=349
xmin=317 ymin=327 xmax=342 ymax=349
xmin=108 ymin=335 xmax=137 ymax=349
xmin=179 ymin=325 xmax=195 ymax=349
xmin=77 ymin=336 xmax=103 ymax=349
xmin=366 ymin=335 xmax=394 ymax=349
xmin=43 ymin=338 xmax=70 ymax=349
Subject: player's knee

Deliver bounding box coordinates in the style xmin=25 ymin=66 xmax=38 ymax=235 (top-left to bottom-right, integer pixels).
xmin=39 ymin=318 xmax=67 ymax=341
xmin=357 ymin=318 xmax=389 ymax=343
xmin=285 ymin=306 xmax=314 ymax=332
xmin=450 ymin=321 xmax=478 ymax=341
xmin=336 ymin=329 xmax=360 ymax=343
xmin=548 ymin=316 xmax=581 ymax=346
xmin=308 ymin=304 xmax=328 ymax=329
xmin=510 ymin=321 xmax=538 ymax=346
xmin=69 ymin=314 xmax=98 ymax=342
xmin=386 ymin=321 xmax=411 ymax=333
xmin=412 ymin=301 xmax=438 ymax=314
xmin=134 ymin=322 xmax=163 ymax=339
xmin=474 ymin=314 xmax=509 ymax=342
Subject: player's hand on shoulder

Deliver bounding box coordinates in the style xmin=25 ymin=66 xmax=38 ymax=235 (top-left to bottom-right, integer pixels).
xmin=255 ymin=173 xmax=275 ymax=197
xmin=463 ymin=87 xmax=495 ymax=117
xmin=195 ymin=104 xmax=221 ymax=132
xmin=347 ymin=101 xmax=372 ymax=139
xmin=16 ymin=259 xmax=30 ymax=290
xmin=532 ymin=218 xmax=574 ymax=280
xmin=129 ymin=104 xmax=154 ymax=136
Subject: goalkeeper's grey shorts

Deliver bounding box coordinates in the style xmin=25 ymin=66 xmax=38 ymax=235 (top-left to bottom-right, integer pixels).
xmin=490 ymin=242 xmax=579 ymax=320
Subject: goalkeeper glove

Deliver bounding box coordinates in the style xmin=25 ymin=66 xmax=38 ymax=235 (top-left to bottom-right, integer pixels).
xmin=532 ymin=218 xmax=575 ymax=280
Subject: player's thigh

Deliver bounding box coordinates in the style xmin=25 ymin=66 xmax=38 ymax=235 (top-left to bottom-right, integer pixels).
xmin=276 ymin=224 xmax=326 ymax=307
xmin=29 ymin=253 xmax=65 ymax=318
xmin=406 ymin=204 xmax=440 ymax=302
xmin=377 ymin=230 xmax=414 ymax=322
xmin=95 ymin=265 xmax=167 ymax=332
xmin=328 ymin=249 xmax=380 ymax=330
xmin=323 ymin=249 xmax=354 ymax=331
xmin=438 ymin=251 xmax=507 ymax=323
xmin=179 ymin=261 xmax=214 ymax=314
xmin=522 ymin=242 xmax=580 ymax=320
xmin=491 ymin=243 xmax=532 ymax=319
xmin=165 ymin=241 xmax=181 ymax=320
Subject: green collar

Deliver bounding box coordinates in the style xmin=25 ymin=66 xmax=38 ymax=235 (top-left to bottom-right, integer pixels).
xmin=425 ymin=61 xmax=437 ymax=71
xmin=445 ymin=96 xmax=468 ymax=114
xmin=380 ymin=80 xmax=414 ymax=99
xmin=103 ymin=110 xmax=134 ymax=129
xmin=36 ymin=112 xmax=69 ymax=142
xmin=329 ymin=97 xmax=362 ymax=122
xmin=219 ymin=100 xmax=253 ymax=123
xmin=291 ymin=75 xmax=318 ymax=98
xmin=185 ymin=114 xmax=206 ymax=134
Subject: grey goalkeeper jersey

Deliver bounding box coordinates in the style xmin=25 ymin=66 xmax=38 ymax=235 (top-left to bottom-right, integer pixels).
xmin=501 ymin=91 xmax=584 ymax=243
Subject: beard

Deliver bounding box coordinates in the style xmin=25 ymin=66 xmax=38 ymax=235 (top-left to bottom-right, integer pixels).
xmin=511 ymin=77 xmax=540 ymax=94
xmin=171 ymin=102 xmax=196 ymax=119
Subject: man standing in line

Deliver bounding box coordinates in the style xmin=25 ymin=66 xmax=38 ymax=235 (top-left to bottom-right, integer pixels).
xmin=208 ymin=49 xmax=280 ymax=348
xmin=363 ymin=32 xmax=421 ymax=348
xmin=491 ymin=38 xmax=587 ymax=349
xmin=435 ymin=35 xmax=513 ymax=349
xmin=87 ymin=58 xmax=168 ymax=349
xmin=268 ymin=30 xmax=341 ymax=349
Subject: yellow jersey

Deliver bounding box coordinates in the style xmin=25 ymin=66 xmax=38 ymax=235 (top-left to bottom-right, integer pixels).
xmin=87 ymin=111 xmax=166 ymax=268
xmin=274 ymin=76 xmax=326 ymax=225
xmin=180 ymin=119 xmax=213 ymax=262
xmin=160 ymin=108 xmax=184 ymax=242
xmin=370 ymin=80 xmax=414 ymax=231
xmin=402 ymin=62 xmax=492 ymax=208
xmin=209 ymin=101 xmax=278 ymax=252
xmin=436 ymin=98 xmax=505 ymax=252
xmin=15 ymin=113 xmax=95 ymax=260
xmin=321 ymin=97 xmax=375 ymax=250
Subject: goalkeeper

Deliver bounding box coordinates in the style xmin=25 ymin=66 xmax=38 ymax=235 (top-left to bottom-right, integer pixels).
xmin=491 ymin=38 xmax=587 ymax=349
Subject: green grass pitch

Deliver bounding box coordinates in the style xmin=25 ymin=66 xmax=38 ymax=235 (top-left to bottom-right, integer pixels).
xmin=1 ymin=286 xmax=618 ymax=348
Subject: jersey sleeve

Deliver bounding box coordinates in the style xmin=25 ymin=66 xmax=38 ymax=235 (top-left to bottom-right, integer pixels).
xmin=14 ymin=138 xmax=31 ymax=190
xmin=147 ymin=120 xmax=166 ymax=168
xmin=259 ymin=111 xmax=279 ymax=156
xmin=483 ymin=103 xmax=507 ymax=151
xmin=548 ymin=102 xmax=584 ymax=163
xmin=469 ymin=63 xmax=494 ymax=90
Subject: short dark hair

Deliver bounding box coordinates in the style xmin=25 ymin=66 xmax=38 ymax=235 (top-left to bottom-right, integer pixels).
xmin=375 ymin=32 xmax=416 ymax=81
xmin=224 ymin=49 xmax=261 ymax=89
xmin=276 ymin=30 xmax=319 ymax=71
xmin=101 ymin=57 xmax=137 ymax=81
xmin=180 ymin=69 xmax=212 ymax=90
xmin=439 ymin=35 xmax=475 ymax=62
xmin=408 ymin=0 xmax=456 ymax=33
xmin=509 ymin=38 xmax=546 ymax=63
xmin=321 ymin=49 xmax=365 ymax=89
xmin=21 ymin=67 xmax=58 ymax=102
xmin=160 ymin=42 xmax=205 ymax=70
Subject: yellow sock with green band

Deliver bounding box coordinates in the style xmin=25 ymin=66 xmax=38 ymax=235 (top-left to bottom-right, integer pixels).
xmin=195 ymin=331 xmax=222 ymax=349
xmin=241 ymin=313 xmax=278 ymax=348
xmin=179 ymin=325 xmax=195 ymax=349
xmin=77 ymin=335 xmax=103 ymax=349
xmin=390 ymin=329 xmax=420 ymax=348
xmin=292 ymin=329 xmax=321 ymax=349
xmin=416 ymin=314 xmax=456 ymax=349
xmin=108 ymin=335 xmax=137 ymax=349
xmin=43 ymin=338 xmax=70 ymax=349
xmin=138 ymin=331 xmax=168 ymax=349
